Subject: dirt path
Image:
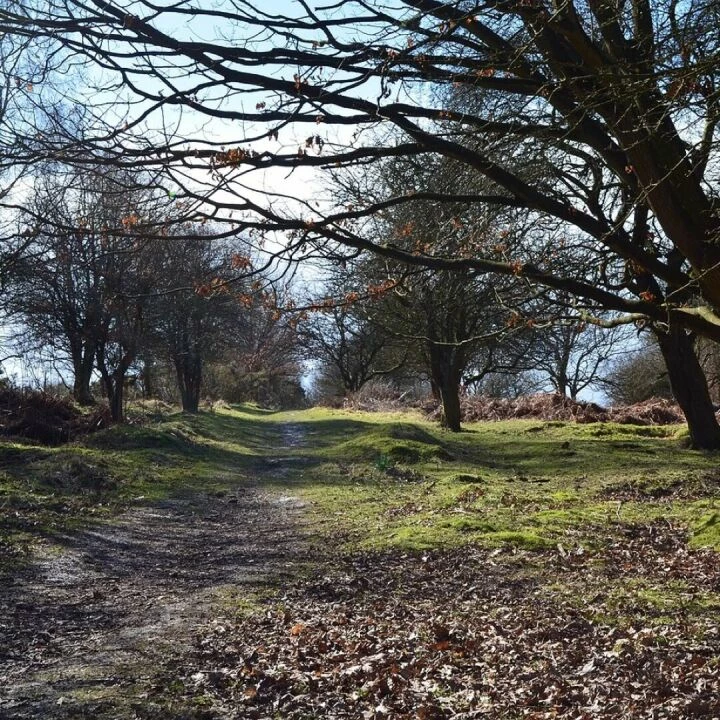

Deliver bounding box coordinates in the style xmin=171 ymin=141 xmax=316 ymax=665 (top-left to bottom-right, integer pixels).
xmin=0 ymin=425 xmax=311 ymax=720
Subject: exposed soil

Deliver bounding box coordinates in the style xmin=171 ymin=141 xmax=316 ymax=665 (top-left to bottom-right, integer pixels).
xmin=0 ymin=426 xmax=312 ymax=720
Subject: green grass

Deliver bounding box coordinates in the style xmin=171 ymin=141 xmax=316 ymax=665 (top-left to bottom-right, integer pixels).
xmin=692 ymin=511 xmax=720 ymax=549
xmin=273 ymin=409 xmax=718 ymax=553
xmin=2 ymin=403 xmax=719 ymax=566
xmin=4 ymin=403 xmax=718 ymax=717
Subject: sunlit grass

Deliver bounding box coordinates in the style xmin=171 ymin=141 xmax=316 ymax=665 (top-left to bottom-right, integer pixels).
xmin=2 ymin=403 xmax=719 ymax=572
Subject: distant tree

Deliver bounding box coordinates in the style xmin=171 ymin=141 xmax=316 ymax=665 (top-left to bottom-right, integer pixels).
xmin=8 ymin=166 xmax=165 ymax=419
xmin=303 ymin=309 xmax=394 ymax=395
xmin=332 ymin=155 xmax=535 ymax=431
xmin=300 ymin=267 xmax=404 ymax=396
xmin=91 ymin=226 xmax=158 ymax=422
xmin=8 ymin=209 xmax=101 ymax=406
xmin=146 ymin=232 xmax=253 ymax=413
xmin=349 ymin=254 xmax=534 ymax=431
xmin=198 ymin=284 xmax=305 ymax=408
xmin=603 ymin=338 xmax=673 ymax=405
xmin=403 ymin=270 xmax=505 ymax=431
xmin=528 ymin=310 xmax=631 ymax=400
xmin=233 ymin=290 xmax=305 ymax=408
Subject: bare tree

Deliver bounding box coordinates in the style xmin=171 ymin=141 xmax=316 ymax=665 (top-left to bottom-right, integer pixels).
xmin=0 ymin=16 xmax=60 ymax=301
xmin=225 ymin=286 xmax=305 ymax=408
xmin=4 ymin=1 xmax=720 ymax=445
xmin=299 ymin=265 xmax=403 ymax=396
xmin=602 ymin=337 xmax=673 ymax=405
xmin=332 ymin=153 xmax=538 ymax=430
xmin=146 ymin=232 xmax=260 ymax=412
xmin=528 ymin=306 xmax=632 ymax=400
xmin=8 ymin=167 xmax=148 ymax=407
xmin=7 ymin=166 xmax=165 ymax=419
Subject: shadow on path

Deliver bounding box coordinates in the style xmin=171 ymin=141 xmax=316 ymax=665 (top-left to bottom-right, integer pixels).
xmin=0 ymin=424 xmax=312 ymax=720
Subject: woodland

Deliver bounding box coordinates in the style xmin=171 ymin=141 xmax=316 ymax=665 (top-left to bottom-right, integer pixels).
xmin=0 ymin=0 xmax=720 ymax=718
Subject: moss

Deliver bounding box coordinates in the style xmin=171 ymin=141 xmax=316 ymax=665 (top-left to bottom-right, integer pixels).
xmin=691 ymin=512 xmax=720 ymax=549
xmin=208 ymin=585 xmax=268 ymax=617
xmin=446 ymin=473 xmax=484 ymax=484
xmin=439 ymin=516 xmax=495 ymax=533
xmin=597 ymin=578 xmax=720 ymax=626
xmin=326 ymin=424 xmax=452 ymax=465
xmin=276 ymin=408 xmax=720 ymax=555
xmin=385 ymin=526 xmax=449 ymax=550
xmin=550 ymin=490 xmax=580 ymax=503
xmin=378 ymin=515 xmax=495 ymax=551
xmin=528 ymin=506 xmax=608 ymax=534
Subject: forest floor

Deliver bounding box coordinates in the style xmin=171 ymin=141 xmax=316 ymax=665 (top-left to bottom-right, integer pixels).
xmin=1 ymin=405 xmax=719 ymax=719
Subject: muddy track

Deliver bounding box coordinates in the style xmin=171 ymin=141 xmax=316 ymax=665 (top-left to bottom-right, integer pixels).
xmin=0 ymin=425 xmax=311 ymax=720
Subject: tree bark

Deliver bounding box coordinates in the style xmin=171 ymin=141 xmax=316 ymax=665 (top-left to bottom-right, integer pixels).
xmin=180 ymin=382 xmax=200 ymax=413
xmin=141 ymin=361 xmax=154 ymax=399
xmin=98 ymin=369 xmax=125 ymax=423
xmin=438 ymin=377 xmax=462 ymax=432
xmin=655 ymin=326 xmax=720 ymax=450
xmin=109 ymin=377 xmax=124 ymax=423
xmin=71 ymin=344 xmax=96 ymax=405
xmin=429 ymin=344 xmax=463 ymax=432
xmin=72 ymin=371 xmax=94 ymax=406
xmin=175 ymin=351 xmax=202 ymax=413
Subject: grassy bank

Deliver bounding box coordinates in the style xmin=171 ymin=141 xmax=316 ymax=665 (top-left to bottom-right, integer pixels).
xmin=279 ymin=407 xmax=720 ymax=553
xmin=2 ymin=404 xmax=719 ymax=567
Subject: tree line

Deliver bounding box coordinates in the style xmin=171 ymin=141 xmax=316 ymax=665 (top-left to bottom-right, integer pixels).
xmin=0 ymin=157 xmax=684 ymax=432
xmin=0 ymin=157 xmax=703 ymax=432
xmin=2 ymin=166 xmax=302 ymax=421
xmin=1 ymin=0 xmax=720 ymax=445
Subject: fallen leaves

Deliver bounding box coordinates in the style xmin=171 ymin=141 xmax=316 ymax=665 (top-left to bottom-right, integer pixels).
xmin=180 ymin=529 xmax=720 ymax=718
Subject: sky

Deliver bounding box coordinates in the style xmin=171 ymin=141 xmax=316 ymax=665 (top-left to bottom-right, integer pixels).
xmin=0 ymin=0 xmax=625 ymax=404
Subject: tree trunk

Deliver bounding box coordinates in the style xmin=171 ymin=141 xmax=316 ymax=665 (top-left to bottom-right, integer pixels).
xmin=99 ymin=371 xmax=125 ymax=423
xmin=141 ymin=361 xmax=154 ymax=399
xmin=438 ymin=377 xmax=462 ymax=432
xmin=554 ymin=372 xmax=570 ymax=398
xmin=429 ymin=344 xmax=463 ymax=432
xmin=73 ymin=373 xmax=94 ymax=406
xmin=109 ymin=379 xmax=124 ymax=423
xmin=656 ymin=325 xmax=720 ymax=450
xmin=180 ymin=383 xmax=200 ymax=413
xmin=175 ymin=352 xmax=202 ymax=413
xmin=71 ymin=345 xmax=96 ymax=405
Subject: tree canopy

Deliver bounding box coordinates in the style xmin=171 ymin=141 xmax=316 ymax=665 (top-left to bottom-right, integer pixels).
xmin=2 ymin=0 xmax=720 ymax=443
xmin=2 ymin=0 xmax=717 ymax=321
